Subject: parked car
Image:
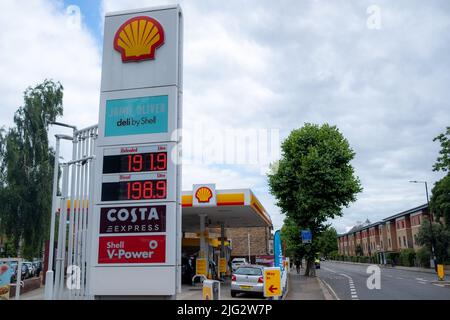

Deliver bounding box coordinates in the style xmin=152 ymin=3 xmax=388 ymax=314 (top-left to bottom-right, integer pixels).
xmin=231 ymin=265 xmax=265 ymax=298
xmin=32 ymin=261 xmax=42 ymax=277
xmin=7 ymin=262 xmax=29 ymax=282
xmin=231 ymin=258 xmax=248 ymax=272
xmin=22 ymin=262 xmax=35 ymax=278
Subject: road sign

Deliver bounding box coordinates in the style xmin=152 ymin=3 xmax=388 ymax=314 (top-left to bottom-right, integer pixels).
xmin=301 ymin=230 xmax=312 ymax=243
xmin=263 ymin=267 xmax=281 ymax=297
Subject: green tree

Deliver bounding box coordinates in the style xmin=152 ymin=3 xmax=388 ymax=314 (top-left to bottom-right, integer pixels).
xmin=416 ymin=219 xmax=450 ymax=264
xmin=280 ymin=216 xmax=305 ymax=260
xmin=0 ymin=80 xmax=63 ymax=259
xmin=433 ymin=126 xmax=450 ymax=173
xmin=430 ymin=173 xmax=450 ymax=228
xmin=268 ymin=123 xmax=362 ymax=276
xmin=316 ymin=227 xmax=338 ymax=258
xmin=430 ymin=127 xmax=450 ymax=228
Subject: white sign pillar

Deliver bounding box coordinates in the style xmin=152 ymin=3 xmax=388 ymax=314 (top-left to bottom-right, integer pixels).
xmin=88 ymin=5 xmax=183 ymax=299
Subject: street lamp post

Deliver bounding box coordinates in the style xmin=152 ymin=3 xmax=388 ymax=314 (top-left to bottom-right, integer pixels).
xmin=409 ymin=180 xmax=437 ymax=271
xmin=45 ymin=121 xmax=77 ymax=300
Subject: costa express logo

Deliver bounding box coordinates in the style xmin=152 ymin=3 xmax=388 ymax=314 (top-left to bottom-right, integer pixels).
xmin=195 ymin=187 xmax=213 ymax=203
xmin=99 ymin=205 xmax=166 ymax=234
xmin=114 ymin=16 xmax=165 ymax=62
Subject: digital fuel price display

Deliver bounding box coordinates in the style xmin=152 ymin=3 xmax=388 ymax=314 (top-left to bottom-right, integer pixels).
xmin=100 ymin=144 xmax=172 ymax=202
xmin=103 ymin=151 xmax=167 ymax=174
xmin=101 ymin=179 xmax=167 ymax=201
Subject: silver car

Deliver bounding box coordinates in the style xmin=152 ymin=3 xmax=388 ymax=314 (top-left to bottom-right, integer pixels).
xmin=231 ymin=265 xmax=264 ymax=298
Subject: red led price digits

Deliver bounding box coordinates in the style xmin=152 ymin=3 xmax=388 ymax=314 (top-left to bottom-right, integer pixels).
xmin=127 ymin=154 xmax=143 ymax=172
xmin=126 ymin=152 xmax=167 ymax=172
xmin=126 ymin=180 xmax=167 ymax=200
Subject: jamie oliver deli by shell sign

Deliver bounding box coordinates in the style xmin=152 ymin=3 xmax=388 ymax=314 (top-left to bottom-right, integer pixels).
xmin=90 ymin=6 xmax=183 ymax=298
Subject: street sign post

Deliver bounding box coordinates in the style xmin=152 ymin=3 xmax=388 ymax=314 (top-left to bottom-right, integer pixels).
xmin=89 ymin=5 xmax=183 ymax=298
xmin=263 ymin=267 xmax=281 ymax=298
xmin=301 ymin=230 xmax=312 ymax=244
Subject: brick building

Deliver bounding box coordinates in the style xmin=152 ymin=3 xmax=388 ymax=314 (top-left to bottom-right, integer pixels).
xmin=337 ymin=204 xmax=431 ymax=262
xmin=226 ymin=226 xmax=272 ymax=263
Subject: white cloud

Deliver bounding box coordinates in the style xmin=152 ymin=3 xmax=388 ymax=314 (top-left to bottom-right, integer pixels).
xmin=3 ymin=0 xmax=450 ymax=233
xmin=99 ymin=0 xmax=450 ymax=233
xmin=0 ymin=0 xmax=102 ymax=158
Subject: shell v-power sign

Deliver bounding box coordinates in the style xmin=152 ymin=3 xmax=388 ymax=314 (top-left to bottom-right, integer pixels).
xmin=88 ymin=5 xmax=183 ymax=298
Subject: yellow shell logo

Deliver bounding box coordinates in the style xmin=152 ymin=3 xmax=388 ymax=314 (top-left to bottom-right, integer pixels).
xmin=195 ymin=187 xmax=213 ymax=203
xmin=114 ymin=16 xmax=165 ymax=62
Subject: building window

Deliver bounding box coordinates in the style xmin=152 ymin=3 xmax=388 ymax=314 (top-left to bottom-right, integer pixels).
xmin=414 ymin=235 xmax=418 ymax=245
xmin=388 ymin=238 xmax=391 ymax=247
xmin=403 ymin=236 xmax=407 ymax=247
xmin=399 ymin=237 xmax=402 ymax=247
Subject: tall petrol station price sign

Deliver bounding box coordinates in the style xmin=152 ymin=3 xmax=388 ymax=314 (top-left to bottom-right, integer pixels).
xmin=89 ymin=6 xmax=183 ymax=298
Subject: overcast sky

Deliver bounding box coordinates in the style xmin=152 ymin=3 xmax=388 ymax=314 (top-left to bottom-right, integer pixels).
xmin=1 ymin=0 xmax=449 ymax=232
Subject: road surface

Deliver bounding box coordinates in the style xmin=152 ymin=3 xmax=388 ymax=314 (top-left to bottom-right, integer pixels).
xmin=318 ymin=261 xmax=450 ymax=300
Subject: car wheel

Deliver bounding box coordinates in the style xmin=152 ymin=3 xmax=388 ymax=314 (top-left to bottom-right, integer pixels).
xmin=231 ymin=290 xmax=237 ymax=298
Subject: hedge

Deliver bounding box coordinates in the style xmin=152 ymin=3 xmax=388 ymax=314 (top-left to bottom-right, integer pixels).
xmin=400 ymin=249 xmax=416 ymax=267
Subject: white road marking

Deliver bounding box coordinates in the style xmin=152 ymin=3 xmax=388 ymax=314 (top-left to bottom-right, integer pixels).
xmin=322 ymin=266 xmax=337 ymax=273
xmin=418 ymin=281 xmax=427 ymax=285
xmin=396 ymin=277 xmax=403 ymax=280
xmin=340 ymin=273 xmax=359 ymax=300
xmin=321 ymin=278 xmax=341 ymax=300
xmin=416 ymin=278 xmax=428 ymax=282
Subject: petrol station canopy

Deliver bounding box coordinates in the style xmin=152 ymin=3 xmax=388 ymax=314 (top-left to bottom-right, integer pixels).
xmin=181 ymin=187 xmax=273 ymax=232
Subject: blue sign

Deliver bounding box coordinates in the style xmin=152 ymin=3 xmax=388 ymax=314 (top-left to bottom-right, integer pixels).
xmin=301 ymin=230 xmax=312 ymax=243
xmin=104 ymin=95 xmax=168 ymax=137
xmin=274 ymin=230 xmax=283 ymax=271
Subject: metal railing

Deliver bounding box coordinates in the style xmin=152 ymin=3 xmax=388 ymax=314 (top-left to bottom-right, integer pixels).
xmin=46 ymin=125 xmax=97 ymax=300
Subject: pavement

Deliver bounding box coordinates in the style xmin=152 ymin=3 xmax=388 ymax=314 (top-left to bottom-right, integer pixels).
xmin=285 ymin=270 xmax=328 ymax=300
xmin=178 ymin=279 xmax=266 ymax=300
xmin=318 ymin=260 xmax=450 ymax=300
xmin=11 ymin=286 xmax=44 ymax=300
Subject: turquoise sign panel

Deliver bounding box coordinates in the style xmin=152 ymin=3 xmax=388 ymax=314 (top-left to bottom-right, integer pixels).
xmin=105 ymin=95 xmax=169 ymax=137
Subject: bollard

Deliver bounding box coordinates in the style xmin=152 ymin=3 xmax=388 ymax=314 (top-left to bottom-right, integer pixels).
xmin=437 ymin=264 xmax=444 ymax=281
xmin=203 ymin=280 xmax=220 ymax=300
xmin=44 ymin=270 xmax=54 ymax=300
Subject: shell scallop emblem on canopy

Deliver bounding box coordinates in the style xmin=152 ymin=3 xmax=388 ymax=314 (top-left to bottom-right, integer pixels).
xmin=195 ymin=187 xmax=213 ymax=203
xmin=114 ymin=16 xmax=165 ymax=62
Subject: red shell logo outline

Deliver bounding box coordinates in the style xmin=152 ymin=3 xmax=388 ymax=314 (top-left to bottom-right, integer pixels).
xmin=195 ymin=187 xmax=213 ymax=203
xmin=113 ymin=16 xmax=165 ymax=63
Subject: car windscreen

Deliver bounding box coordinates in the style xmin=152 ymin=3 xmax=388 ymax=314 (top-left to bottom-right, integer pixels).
xmin=235 ymin=267 xmax=262 ymax=276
